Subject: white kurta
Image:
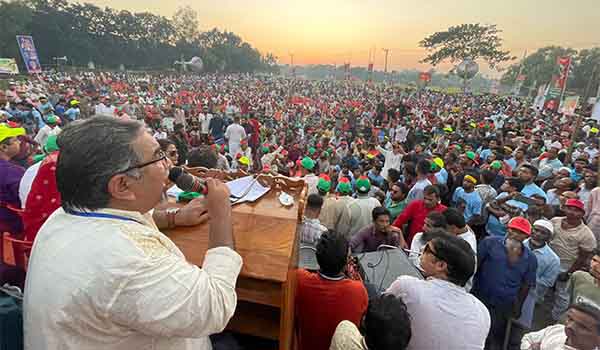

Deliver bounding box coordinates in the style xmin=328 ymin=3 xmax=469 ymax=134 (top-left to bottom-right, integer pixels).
xmin=376 ymin=145 xmax=402 ymax=179
xmin=24 ymin=207 xmax=243 ymax=350
xmin=225 ymin=123 xmax=246 ymax=158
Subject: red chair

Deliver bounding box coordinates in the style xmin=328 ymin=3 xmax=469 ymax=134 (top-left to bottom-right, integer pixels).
xmin=2 ymin=233 xmax=33 ymax=270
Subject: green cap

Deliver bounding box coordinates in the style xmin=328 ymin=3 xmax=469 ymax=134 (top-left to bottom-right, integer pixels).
xmin=491 ymin=160 xmax=502 ymax=170
xmin=356 ymin=176 xmax=371 ymax=192
xmin=337 ymin=178 xmax=352 ymax=194
xmin=465 ymin=151 xmax=476 ymax=161
xmin=46 ymin=115 xmax=59 ymax=125
xmin=317 ymin=174 xmax=332 ymax=192
xmin=308 ymin=147 xmax=316 ymax=155
xmin=262 ymin=146 xmax=270 ymax=154
xmin=301 ymin=156 xmax=315 ymax=170
xmin=44 ymin=135 xmax=59 ymax=153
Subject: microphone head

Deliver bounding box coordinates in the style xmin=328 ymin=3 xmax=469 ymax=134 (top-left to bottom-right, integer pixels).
xmin=168 ymin=166 xmax=185 ymax=183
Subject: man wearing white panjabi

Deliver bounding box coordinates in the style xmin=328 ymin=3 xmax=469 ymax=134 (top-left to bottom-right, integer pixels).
xmin=376 ymin=141 xmax=405 ymax=180
xmin=24 ymin=117 xmax=242 ymax=350
xmin=224 ymin=115 xmax=246 ymax=159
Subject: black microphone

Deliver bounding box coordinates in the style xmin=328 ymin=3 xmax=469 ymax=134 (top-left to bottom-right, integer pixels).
xmin=168 ymin=167 xmax=208 ymax=195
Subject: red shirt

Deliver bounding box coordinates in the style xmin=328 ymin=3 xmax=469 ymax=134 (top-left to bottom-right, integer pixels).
xmin=392 ymin=199 xmax=447 ymax=246
xmin=295 ymin=269 xmax=368 ymax=350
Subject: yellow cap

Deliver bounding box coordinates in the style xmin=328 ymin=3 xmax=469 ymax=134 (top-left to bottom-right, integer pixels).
xmin=0 ymin=123 xmax=25 ymax=143
xmin=238 ymin=156 xmax=250 ymax=166
xmin=433 ymin=157 xmax=445 ymax=169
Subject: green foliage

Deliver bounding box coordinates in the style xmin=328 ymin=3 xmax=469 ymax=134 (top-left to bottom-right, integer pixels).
xmin=419 ymin=24 xmax=514 ymax=69
xmin=0 ymin=0 xmax=277 ymax=73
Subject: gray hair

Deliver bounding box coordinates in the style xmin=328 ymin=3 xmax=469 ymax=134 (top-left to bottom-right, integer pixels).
xmin=56 ymin=116 xmax=144 ymax=212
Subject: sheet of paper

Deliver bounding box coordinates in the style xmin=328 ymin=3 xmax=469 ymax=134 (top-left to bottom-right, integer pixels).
xmin=166 ymin=184 xmax=183 ymax=198
xmin=226 ymin=175 xmax=270 ymax=204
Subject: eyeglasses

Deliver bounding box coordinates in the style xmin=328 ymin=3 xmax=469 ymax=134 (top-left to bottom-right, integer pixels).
xmin=423 ymin=243 xmax=445 ymax=262
xmin=118 ymin=150 xmax=167 ymax=174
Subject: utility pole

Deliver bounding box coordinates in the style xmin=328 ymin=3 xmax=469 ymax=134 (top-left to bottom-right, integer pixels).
xmin=289 ymin=52 xmax=295 ymax=77
xmin=381 ymin=48 xmax=390 ymax=73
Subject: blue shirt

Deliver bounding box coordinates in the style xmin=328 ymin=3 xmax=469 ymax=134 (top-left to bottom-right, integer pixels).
xmin=506 ymin=158 xmax=517 ymax=169
xmin=570 ymin=169 xmax=583 ymax=183
xmin=521 ymin=183 xmax=547 ymax=203
xmin=64 ymin=107 xmax=80 ymax=121
xmin=435 ymin=168 xmax=448 ymax=185
xmin=480 ymin=149 xmax=493 ymax=162
xmin=452 ymin=187 xmax=482 ymax=222
xmin=367 ymin=170 xmax=384 ymax=189
xmin=473 ymin=236 xmax=537 ymax=307
xmin=515 ymin=239 xmax=561 ymax=328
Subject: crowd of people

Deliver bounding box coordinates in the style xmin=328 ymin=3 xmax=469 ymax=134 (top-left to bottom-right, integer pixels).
xmin=1 ymin=71 xmax=600 ymax=350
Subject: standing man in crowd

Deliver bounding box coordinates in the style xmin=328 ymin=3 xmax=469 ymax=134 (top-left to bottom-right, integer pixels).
xmin=549 ymin=198 xmax=598 ymax=322
xmin=472 ymin=217 xmax=537 ymax=350
xmin=386 ymin=234 xmax=490 ymax=350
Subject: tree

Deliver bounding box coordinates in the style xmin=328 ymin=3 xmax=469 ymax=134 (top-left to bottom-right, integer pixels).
xmin=419 ymin=23 xmax=514 ymax=69
xmin=572 ymin=48 xmax=600 ymax=97
xmin=172 ymin=5 xmax=199 ymax=44
xmin=500 ymin=46 xmax=578 ymax=92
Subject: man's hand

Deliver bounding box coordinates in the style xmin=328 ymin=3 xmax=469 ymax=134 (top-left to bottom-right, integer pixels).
xmin=206 ymin=178 xmax=235 ymax=249
xmin=174 ymin=197 xmax=209 ymax=227
xmin=388 ymin=226 xmax=408 ymax=249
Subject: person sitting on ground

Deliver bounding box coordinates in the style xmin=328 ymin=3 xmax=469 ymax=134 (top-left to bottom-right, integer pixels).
xmin=521 ymin=302 xmax=600 ymax=350
xmin=300 ymin=193 xmax=328 ymax=247
xmin=329 ymin=294 xmax=412 ymax=350
xmin=296 ymin=232 xmax=368 ymax=350
xmin=386 ymin=234 xmax=490 ymax=350
xmin=350 ymin=206 xmax=403 ymax=253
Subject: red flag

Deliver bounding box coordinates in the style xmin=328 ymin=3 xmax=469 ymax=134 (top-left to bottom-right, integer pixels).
xmin=556 ymin=56 xmax=571 ymax=89
xmin=419 ymin=72 xmax=431 ymax=82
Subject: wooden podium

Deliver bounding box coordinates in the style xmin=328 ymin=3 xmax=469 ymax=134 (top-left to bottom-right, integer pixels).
xmin=164 ymin=169 xmax=307 ymax=350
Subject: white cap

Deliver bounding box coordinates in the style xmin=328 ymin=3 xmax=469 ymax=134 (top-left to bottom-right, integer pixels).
xmin=550 ymin=141 xmax=563 ymax=150
xmin=533 ymin=219 xmax=554 ymax=235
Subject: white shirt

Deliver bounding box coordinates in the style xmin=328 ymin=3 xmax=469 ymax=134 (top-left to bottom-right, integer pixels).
xmin=199 ymin=113 xmax=213 ymax=134
xmin=376 ymin=145 xmax=402 ymax=179
xmin=520 ymin=325 xmax=569 ymax=350
xmin=395 ymin=125 xmax=408 ymax=143
xmin=18 ymin=161 xmax=42 ymax=207
xmin=34 ymin=125 xmax=61 ymax=147
xmin=225 ymin=123 xmax=246 ymax=144
xmin=24 ymin=207 xmax=242 ymax=350
xmin=386 ymin=276 xmax=490 ymax=350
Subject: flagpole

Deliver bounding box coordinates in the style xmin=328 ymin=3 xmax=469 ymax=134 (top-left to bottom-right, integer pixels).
xmin=513 ymin=50 xmax=527 ymax=96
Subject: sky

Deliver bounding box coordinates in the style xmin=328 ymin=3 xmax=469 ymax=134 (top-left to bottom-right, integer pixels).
xmin=84 ymin=0 xmax=600 ymax=76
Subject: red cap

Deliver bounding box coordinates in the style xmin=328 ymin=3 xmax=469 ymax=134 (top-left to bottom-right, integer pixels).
xmin=319 ymin=174 xmax=331 ymax=182
xmin=507 ymin=217 xmax=532 ymax=236
xmin=565 ymin=198 xmax=585 ymax=212
xmin=339 ymin=177 xmax=350 ymax=183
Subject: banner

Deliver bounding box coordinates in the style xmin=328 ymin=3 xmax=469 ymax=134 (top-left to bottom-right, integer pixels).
xmin=16 ymin=35 xmax=42 ymax=74
xmin=0 ymin=58 xmax=19 ymax=74
xmin=555 ymin=56 xmax=571 ymax=89
xmin=560 ymin=95 xmax=579 ymax=116
xmin=419 ymin=72 xmax=431 ymax=83
xmin=367 ymin=63 xmax=373 ymax=73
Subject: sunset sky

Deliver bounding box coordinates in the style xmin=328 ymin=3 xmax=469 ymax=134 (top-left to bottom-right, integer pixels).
xmin=86 ymin=0 xmax=600 ymax=76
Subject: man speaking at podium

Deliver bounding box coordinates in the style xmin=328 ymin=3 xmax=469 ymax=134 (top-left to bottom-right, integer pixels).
xmin=24 ymin=117 xmax=242 ymax=350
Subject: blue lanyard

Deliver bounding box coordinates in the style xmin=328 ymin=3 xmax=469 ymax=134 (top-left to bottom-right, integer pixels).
xmin=68 ymin=210 xmax=142 ymax=225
